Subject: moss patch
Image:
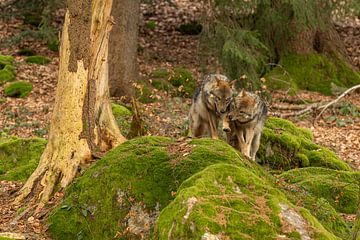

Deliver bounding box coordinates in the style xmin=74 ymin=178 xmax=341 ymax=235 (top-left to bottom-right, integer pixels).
xmin=135 ymin=81 xmax=156 ymax=103
xmin=0 ymin=137 xmax=46 ymax=182
xmin=265 ymin=53 xmax=360 ymax=95
xmin=4 ymin=81 xmax=33 ymax=98
xmin=48 ymin=137 xmax=251 ymax=240
xmin=0 ymin=55 xmax=15 ymax=85
xmin=258 ymin=117 xmax=350 ymax=171
xmin=26 ymin=55 xmax=51 ymax=65
xmin=154 ymin=164 xmax=337 ymax=240
xmin=111 ymin=103 xmax=132 ymax=137
xmin=279 ymin=167 xmax=360 ymax=214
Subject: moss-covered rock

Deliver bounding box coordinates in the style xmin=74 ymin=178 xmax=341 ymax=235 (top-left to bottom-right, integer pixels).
xmin=0 ymin=55 xmax=15 ymax=85
xmin=48 ymin=137 xmax=252 ymax=240
xmin=277 ymin=167 xmax=360 ymax=239
xmin=258 ymin=117 xmax=351 ymax=171
xmin=155 ymin=164 xmax=337 ymax=240
xmin=279 ymin=167 xmax=360 ymax=214
xmin=0 ymin=137 xmax=46 ymax=182
xmin=111 ymin=103 xmax=132 ymax=137
xmin=4 ymin=81 xmax=33 ymax=98
xmin=0 ymin=55 xmax=14 ymax=66
xmin=265 ymin=53 xmax=360 ymax=95
xmin=169 ymin=67 xmax=196 ymax=97
xmin=26 ymin=55 xmax=51 ymax=65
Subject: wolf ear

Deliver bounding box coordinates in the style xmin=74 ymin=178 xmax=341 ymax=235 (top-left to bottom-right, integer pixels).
xmin=239 ymin=89 xmax=244 ymax=97
xmin=229 ymin=80 xmax=236 ymax=88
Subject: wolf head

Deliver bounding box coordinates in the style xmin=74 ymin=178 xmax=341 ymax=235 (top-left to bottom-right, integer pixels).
xmin=208 ymin=76 xmax=236 ymax=115
xmin=228 ymin=90 xmax=260 ymax=123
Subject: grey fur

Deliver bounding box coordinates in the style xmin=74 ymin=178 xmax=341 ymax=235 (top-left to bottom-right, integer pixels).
xmin=189 ymin=74 xmax=235 ymax=139
xmin=223 ymin=90 xmax=267 ymax=160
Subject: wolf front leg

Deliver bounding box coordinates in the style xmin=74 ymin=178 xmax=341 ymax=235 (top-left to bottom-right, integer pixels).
xmin=250 ymin=132 xmax=261 ymax=161
xmin=207 ymin=111 xmax=219 ymax=139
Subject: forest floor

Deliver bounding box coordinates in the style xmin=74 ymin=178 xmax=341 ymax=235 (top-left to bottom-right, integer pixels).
xmin=0 ymin=0 xmax=359 ymax=239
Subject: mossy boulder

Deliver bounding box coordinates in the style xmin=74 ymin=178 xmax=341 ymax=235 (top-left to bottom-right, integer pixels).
xmin=0 ymin=137 xmax=46 ymax=182
xmin=265 ymin=53 xmax=360 ymax=95
xmin=258 ymin=117 xmax=351 ymax=171
xmin=26 ymin=55 xmax=51 ymax=65
xmin=169 ymin=67 xmax=196 ymax=97
xmin=278 ymin=167 xmax=360 ymax=239
xmin=279 ymin=167 xmax=360 ymax=214
xmin=4 ymin=81 xmax=33 ymax=98
xmin=155 ymin=164 xmax=337 ymax=240
xmin=0 ymin=55 xmax=15 ymax=85
xmin=48 ymin=137 xmax=251 ymax=239
xmin=111 ymin=103 xmax=132 ymax=137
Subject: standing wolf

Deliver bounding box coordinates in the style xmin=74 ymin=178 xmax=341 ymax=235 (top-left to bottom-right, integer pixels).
xmin=223 ymin=90 xmax=267 ymax=160
xmin=189 ymin=74 xmax=235 ymax=139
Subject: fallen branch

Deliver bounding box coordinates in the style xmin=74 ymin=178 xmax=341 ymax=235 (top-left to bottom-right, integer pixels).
xmin=315 ymin=84 xmax=360 ymax=123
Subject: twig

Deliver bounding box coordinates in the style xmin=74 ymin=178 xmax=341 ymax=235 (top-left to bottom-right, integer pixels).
xmin=315 ymin=84 xmax=360 ymax=123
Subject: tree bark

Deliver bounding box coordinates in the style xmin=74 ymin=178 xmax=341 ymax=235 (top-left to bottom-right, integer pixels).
xmin=15 ymin=0 xmax=126 ymax=210
xmin=108 ymin=0 xmax=140 ymax=100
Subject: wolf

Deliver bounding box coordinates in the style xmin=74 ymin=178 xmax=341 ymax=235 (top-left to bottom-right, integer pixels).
xmin=222 ymin=90 xmax=267 ymax=160
xmin=189 ymin=74 xmax=235 ymax=139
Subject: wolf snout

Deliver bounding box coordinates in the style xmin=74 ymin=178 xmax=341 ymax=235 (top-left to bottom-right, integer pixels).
xmin=222 ymin=127 xmax=231 ymax=132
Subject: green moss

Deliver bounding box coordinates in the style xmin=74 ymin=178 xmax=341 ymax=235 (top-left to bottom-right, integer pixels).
xmin=0 ymin=55 xmax=14 ymax=66
xmin=26 ymin=55 xmax=51 ymax=65
xmin=48 ymin=137 xmax=252 ymax=240
xmin=258 ymin=118 xmax=350 ymax=171
xmin=169 ymin=68 xmax=196 ymax=97
xmin=0 ymin=55 xmax=15 ymax=85
xmin=265 ymin=53 xmax=360 ymax=95
xmin=155 ymin=164 xmax=337 ymax=240
xmin=111 ymin=103 xmax=132 ymax=137
xmin=279 ymin=167 xmax=360 ymax=214
xmin=4 ymin=81 xmax=33 ymax=98
xmin=0 ymin=237 xmax=14 ymax=240
xmin=151 ymin=68 xmax=169 ymax=79
xmin=145 ymin=21 xmax=157 ymax=30
xmin=0 ymin=137 xmax=46 ymax=182
xmin=0 ymin=65 xmax=16 ymax=85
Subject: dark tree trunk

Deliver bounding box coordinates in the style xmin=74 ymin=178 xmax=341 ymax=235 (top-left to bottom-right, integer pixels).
xmin=108 ymin=0 xmax=140 ymax=100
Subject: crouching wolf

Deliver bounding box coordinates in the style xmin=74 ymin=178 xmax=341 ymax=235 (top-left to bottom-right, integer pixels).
xmin=223 ymin=90 xmax=267 ymax=160
xmin=189 ymin=74 xmax=235 ymax=139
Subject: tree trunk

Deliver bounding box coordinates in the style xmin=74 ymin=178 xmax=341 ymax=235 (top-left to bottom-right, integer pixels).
xmin=15 ymin=0 xmax=126 ymax=210
xmin=108 ymin=0 xmax=140 ymax=100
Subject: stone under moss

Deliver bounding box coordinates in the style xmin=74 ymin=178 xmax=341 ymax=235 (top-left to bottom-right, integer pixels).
xmin=25 ymin=55 xmax=51 ymax=65
xmin=258 ymin=117 xmax=350 ymax=171
xmin=111 ymin=103 xmax=132 ymax=137
xmin=0 ymin=137 xmax=46 ymax=182
xmin=278 ymin=167 xmax=360 ymax=239
xmin=48 ymin=136 xmax=348 ymax=239
xmin=4 ymin=81 xmax=33 ymax=98
xmin=48 ymin=137 xmax=254 ymax=240
xmin=0 ymin=55 xmax=15 ymax=85
xmin=265 ymin=53 xmax=360 ymax=95
xmin=279 ymin=167 xmax=360 ymax=214
xmin=154 ymin=164 xmax=338 ymax=240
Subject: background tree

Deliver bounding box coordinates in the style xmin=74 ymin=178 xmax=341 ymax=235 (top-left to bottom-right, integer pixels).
xmin=200 ymin=0 xmax=360 ymax=90
xmin=15 ymin=0 xmax=125 ymax=210
xmin=108 ymin=0 xmax=140 ymax=100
